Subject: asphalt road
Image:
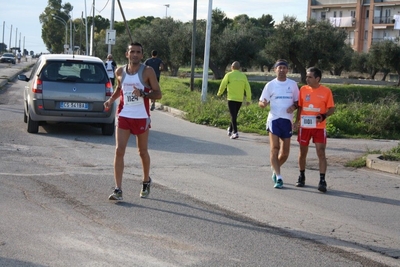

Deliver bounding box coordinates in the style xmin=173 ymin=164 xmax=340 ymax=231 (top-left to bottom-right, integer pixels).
xmin=0 ymin=65 xmax=399 ymax=266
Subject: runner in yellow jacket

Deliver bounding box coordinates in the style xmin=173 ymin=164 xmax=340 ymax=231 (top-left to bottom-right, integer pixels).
xmin=217 ymin=61 xmax=252 ymax=139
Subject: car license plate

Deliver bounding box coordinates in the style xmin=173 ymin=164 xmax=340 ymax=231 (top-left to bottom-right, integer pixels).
xmin=60 ymin=102 xmax=89 ymax=110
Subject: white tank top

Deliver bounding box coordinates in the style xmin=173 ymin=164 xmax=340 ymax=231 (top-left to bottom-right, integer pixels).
xmin=105 ymin=61 xmax=115 ymax=78
xmin=118 ymin=64 xmax=150 ymax=119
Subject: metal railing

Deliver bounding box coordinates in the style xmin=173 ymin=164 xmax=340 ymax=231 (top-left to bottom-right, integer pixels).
xmin=373 ymin=16 xmax=394 ymax=24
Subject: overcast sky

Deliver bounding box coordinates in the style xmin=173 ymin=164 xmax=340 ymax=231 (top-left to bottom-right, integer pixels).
xmin=2 ymin=0 xmax=307 ymax=53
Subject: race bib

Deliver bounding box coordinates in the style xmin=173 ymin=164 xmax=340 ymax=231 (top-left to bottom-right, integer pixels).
xmin=300 ymin=115 xmax=317 ymax=128
xmin=124 ymin=91 xmax=144 ymax=106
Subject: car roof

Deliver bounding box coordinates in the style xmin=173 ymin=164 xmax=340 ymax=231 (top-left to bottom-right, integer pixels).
xmin=39 ymin=54 xmax=104 ymax=64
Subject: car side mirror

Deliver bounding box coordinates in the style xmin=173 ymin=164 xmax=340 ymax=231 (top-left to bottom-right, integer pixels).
xmin=17 ymin=74 xmax=29 ymax=82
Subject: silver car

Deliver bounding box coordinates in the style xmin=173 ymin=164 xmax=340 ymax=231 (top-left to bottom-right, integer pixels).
xmin=18 ymin=54 xmax=116 ymax=135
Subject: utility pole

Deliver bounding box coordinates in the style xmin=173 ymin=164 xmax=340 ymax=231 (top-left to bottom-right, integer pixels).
xmin=108 ymin=0 xmax=115 ymax=55
xmin=2 ymin=21 xmax=4 ymax=53
xmin=201 ymin=0 xmax=212 ymax=102
xmin=15 ymin=27 xmax=17 ymax=49
xmin=9 ymin=24 xmax=12 ymax=52
xmin=84 ymin=1 xmax=89 ymax=55
xmin=190 ymin=0 xmax=197 ymax=91
xmin=90 ymin=0 xmax=95 ymax=56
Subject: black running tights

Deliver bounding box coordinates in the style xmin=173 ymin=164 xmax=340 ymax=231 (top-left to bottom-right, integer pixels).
xmin=228 ymin=100 xmax=242 ymax=134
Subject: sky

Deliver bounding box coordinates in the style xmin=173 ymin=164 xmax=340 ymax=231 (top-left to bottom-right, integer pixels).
xmin=1 ymin=0 xmax=307 ymax=54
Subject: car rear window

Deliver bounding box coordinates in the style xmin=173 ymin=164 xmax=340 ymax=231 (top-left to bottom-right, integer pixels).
xmin=41 ymin=61 xmax=108 ymax=83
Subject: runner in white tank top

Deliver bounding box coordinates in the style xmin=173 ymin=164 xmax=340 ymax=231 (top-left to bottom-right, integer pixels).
xmin=103 ymin=42 xmax=162 ymax=201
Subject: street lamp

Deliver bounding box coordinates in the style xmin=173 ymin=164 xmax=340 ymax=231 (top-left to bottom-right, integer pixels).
xmin=52 ymin=15 xmax=68 ymax=53
xmin=52 ymin=13 xmax=73 ymax=54
xmin=164 ymin=4 xmax=170 ymax=18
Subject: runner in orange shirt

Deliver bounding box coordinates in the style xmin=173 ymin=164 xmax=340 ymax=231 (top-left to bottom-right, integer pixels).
xmin=294 ymin=67 xmax=335 ymax=192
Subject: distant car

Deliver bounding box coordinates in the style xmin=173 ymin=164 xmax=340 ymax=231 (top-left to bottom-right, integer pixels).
xmin=0 ymin=53 xmax=16 ymax=64
xmin=17 ymin=54 xmax=116 ymax=135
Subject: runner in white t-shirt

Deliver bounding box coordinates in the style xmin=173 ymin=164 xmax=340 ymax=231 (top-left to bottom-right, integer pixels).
xmin=259 ymin=59 xmax=299 ymax=189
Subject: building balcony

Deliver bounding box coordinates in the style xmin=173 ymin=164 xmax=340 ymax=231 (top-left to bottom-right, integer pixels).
xmin=373 ymin=16 xmax=395 ymax=24
xmin=372 ymin=37 xmax=399 ymax=43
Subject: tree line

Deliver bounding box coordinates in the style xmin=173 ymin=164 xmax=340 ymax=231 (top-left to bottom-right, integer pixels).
xmin=37 ymin=0 xmax=400 ymax=85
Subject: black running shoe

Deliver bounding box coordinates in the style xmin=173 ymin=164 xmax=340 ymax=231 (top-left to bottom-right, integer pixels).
xmin=140 ymin=177 xmax=152 ymax=198
xmin=318 ymin=180 xmax=327 ymax=193
xmin=109 ymin=188 xmax=123 ymax=200
xmin=296 ymin=176 xmax=305 ymax=187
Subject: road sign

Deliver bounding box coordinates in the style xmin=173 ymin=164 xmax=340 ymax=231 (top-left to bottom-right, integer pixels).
xmin=106 ymin=30 xmax=116 ymax=45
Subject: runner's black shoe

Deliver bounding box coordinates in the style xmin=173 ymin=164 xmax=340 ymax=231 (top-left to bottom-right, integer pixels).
xmin=108 ymin=188 xmax=123 ymax=200
xmin=140 ymin=177 xmax=152 ymax=198
xmin=296 ymin=176 xmax=305 ymax=187
xmin=318 ymin=180 xmax=327 ymax=193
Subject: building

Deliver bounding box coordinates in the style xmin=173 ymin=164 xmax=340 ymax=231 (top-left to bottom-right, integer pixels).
xmin=307 ymin=0 xmax=400 ymax=53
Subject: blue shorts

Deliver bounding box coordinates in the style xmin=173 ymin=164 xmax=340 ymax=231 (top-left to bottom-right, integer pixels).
xmin=267 ymin=118 xmax=293 ymax=138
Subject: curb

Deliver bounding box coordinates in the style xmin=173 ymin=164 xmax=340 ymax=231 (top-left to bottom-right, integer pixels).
xmin=366 ymin=154 xmax=400 ymax=175
xmin=155 ymin=103 xmax=187 ymax=118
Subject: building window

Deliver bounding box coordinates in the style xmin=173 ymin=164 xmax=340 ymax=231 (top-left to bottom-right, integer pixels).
xmin=365 ymin=30 xmax=368 ymax=40
xmin=334 ymin=11 xmax=337 ymax=18
xmin=321 ymin=11 xmax=326 ymax=20
xmin=366 ymin=10 xmax=369 ymax=18
xmin=340 ymin=11 xmax=343 ymax=17
xmin=351 ymin=11 xmax=356 ymax=18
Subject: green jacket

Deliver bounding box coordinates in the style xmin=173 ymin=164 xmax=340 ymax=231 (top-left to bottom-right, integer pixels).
xmin=217 ymin=70 xmax=251 ymax=102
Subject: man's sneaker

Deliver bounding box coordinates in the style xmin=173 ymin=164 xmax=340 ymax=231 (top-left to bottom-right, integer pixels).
xmin=108 ymin=188 xmax=123 ymax=200
xmin=274 ymin=179 xmax=283 ymax=189
xmin=296 ymin=176 xmax=305 ymax=187
xmin=271 ymin=167 xmax=277 ymax=184
xmin=318 ymin=180 xmax=327 ymax=193
xmin=227 ymin=127 xmax=232 ymax=136
xmin=150 ymin=101 xmax=155 ymax=111
xmin=140 ymin=177 xmax=152 ymax=198
xmin=230 ymin=133 xmax=239 ymax=139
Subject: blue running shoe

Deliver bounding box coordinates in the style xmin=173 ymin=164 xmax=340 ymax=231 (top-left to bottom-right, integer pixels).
xmin=274 ymin=179 xmax=283 ymax=189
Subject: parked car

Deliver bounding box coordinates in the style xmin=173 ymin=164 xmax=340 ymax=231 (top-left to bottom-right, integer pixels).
xmin=17 ymin=54 xmax=116 ymax=135
xmin=0 ymin=53 xmax=16 ymax=64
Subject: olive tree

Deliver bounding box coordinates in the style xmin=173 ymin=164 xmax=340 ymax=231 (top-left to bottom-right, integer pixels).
xmin=265 ymin=16 xmax=348 ymax=84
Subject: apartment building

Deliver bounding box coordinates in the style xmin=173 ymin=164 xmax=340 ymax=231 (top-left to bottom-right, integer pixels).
xmin=307 ymin=0 xmax=400 ymax=53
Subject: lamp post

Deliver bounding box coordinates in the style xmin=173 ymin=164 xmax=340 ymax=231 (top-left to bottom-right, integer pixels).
xmin=52 ymin=15 xmax=68 ymax=53
xmin=164 ymin=4 xmax=170 ymax=18
xmin=53 ymin=12 xmax=73 ymax=54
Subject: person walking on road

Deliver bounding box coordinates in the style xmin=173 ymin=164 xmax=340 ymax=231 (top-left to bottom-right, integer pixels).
xmin=105 ymin=54 xmax=117 ymax=86
xmin=144 ymin=50 xmax=164 ymax=111
xmin=217 ymin=61 xmax=252 ymax=140
xmin=259 ymin=59 xmax=299 ymax=189
xmin=104 ymin=42 xmax=162 ymax=200
xmin=294 ymin=67 xmax=335 ymax=192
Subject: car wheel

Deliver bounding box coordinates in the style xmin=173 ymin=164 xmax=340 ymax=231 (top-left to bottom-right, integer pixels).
xmin=27 ymin=113 xmax=39 ymax=133
xmin=102 ymin=120 xmax=115 ymax=136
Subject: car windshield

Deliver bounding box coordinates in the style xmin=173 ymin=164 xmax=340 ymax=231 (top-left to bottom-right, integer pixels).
xmin=2 ymin=53 xmax=14 ymax=57
xmin=41 ymin=61 xmax=107 ymax=83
